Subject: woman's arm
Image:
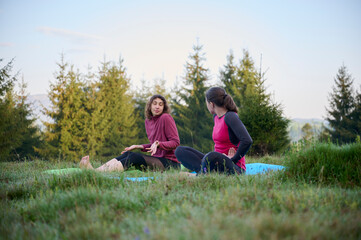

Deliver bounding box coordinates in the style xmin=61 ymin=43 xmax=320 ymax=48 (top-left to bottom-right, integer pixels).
xmin=158 ymin=114 xmax=180 ymax=150
xmin=225 ymin=112 xmax=253 ymax=163
xmin=141 ymin=143 xmax=152 ymax=150
xmin=121 ymin=145 xmax=144 ymax=154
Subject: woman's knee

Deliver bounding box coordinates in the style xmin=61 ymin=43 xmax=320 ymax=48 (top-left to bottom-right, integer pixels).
xmin=202 ymin=152 xmax=230 ymax=172
xmin=115 ymin=151 xmax=134 ymax=161
xmin=175 ymin=146 xmax=187 ymax=157
xmin=203 ymin=151 xmax=222 ymax=161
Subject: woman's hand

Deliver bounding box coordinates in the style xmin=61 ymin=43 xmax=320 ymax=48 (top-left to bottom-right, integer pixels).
xmin=146 ymin=141 xmax=159 ymax=156
xmin=223 ymin=147 xmax=236 ymax=158
xmin=228 ymin=148 xmax=236 ymax=158
xmin=121 ymin=145 xmax=144 ymax=154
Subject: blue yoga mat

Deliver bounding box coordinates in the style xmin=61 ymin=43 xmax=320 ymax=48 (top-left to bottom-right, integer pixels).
xmin=245 ymin=163 xmax=285 ymax=175
xmin=189 ymin=163 xmax=285 ymax=175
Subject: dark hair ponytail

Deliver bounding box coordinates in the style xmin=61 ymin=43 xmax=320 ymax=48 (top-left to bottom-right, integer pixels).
xmin=205 ymin=87 xmax=238 ymax=113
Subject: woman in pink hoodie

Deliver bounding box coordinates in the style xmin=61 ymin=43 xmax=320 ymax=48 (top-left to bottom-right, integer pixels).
xmin=79 ymin=94 xmax=180 ymax=172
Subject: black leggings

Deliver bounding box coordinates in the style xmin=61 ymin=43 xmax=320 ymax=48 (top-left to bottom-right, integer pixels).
xmin=115 ymin=152 xmax=180 ymax=171
xmin=175 ymin=146 xmax=244 ymax=175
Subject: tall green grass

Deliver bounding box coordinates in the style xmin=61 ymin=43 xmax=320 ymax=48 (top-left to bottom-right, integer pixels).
xmin=1 ymin=143 xmax=361 ymax=239
xmin=282 ymin=142 xmax=361 ymax=187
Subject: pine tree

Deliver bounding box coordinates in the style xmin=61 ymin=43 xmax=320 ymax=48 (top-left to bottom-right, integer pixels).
xmin=13 ymin=78 xmax=42 ymax=160
xmin=95 ymin=58 xmax=139 ymax=159
xmin=236 ymin=50 xmax=262 ymax=99
xmin=58 ymin=66 xmax=88 ymax=160
xmin=39 ymin=56 xmax=89 ymax=160
xmin=0 ymin=59 xmax=41 ymax=161
xmin=172 ymin=44 xmax=213 ymax=152
xmin=0 ymin=58 xmax=16 ymax=97
xmin=220 ymin=50 xmax=290 ymax=155
xmin=351 ymin=87 xmax=361 ymax=139
xmin=0 ymin=59 xmax=18 ymax=159
xmin=220 ymin=51 xmax=238 ymax=99
xmin=38 ymin=55 xmax=69 ymax=159
xmin=0 ymin=87 xmax=22 ymax=160
xmin=326 ymin=65 xmax=356 ymax=144
xmin=82 ymin=67 xmax=99 ymax=157
xmin=38 ymin=55 xmax=140 ymax=161
xmin=220 ymin=50 xmax=269 ymax=106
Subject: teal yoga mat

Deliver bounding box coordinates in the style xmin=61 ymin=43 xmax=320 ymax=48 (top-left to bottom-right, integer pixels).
xmin=43 ymin=168 xmax=152 ymax=182
xmin=43 ymin=168 xmax=82 ymax=174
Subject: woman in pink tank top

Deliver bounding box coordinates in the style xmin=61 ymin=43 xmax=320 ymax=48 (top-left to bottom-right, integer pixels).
xmin=175 ymin=87 xmax=253 ymax=175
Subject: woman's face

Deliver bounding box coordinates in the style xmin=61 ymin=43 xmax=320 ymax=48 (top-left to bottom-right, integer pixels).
xmin=151 ymin=98 xmax=164 ymax=116
xmin=206 ymin=100 xmax=215 ymax=115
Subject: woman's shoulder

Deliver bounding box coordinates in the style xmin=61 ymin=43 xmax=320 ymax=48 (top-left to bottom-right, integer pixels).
xmin=160 ymin=113 xmax=175 ymax=121
xmin=224 ymin=111 xmax=240 ymax=123
xmin=225 ymin=111 xmax=238 ymax=117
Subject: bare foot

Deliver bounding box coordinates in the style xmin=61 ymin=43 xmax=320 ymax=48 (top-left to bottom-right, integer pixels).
xmin=79 ymin=155 xmax=93 ymax=169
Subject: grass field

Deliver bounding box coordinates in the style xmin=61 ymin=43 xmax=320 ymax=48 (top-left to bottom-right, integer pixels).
xmin=1 ymin=142 xmax=360 ymax=239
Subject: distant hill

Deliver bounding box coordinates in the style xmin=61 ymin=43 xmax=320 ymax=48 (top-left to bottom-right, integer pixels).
xmin=288 ymin=118 xmax=329 ymax=142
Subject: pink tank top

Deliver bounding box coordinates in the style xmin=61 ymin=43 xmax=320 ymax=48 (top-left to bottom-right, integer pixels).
xmin=213 ymin=115 xmax=246 ymax=170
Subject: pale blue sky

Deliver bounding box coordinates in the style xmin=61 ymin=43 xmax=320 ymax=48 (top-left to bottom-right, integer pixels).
xmin=1 ymin=0 xmax=360 ymax=119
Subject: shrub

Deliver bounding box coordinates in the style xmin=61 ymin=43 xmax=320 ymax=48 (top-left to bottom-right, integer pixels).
xmin=282 ymin=142 xmax=361 ymax=187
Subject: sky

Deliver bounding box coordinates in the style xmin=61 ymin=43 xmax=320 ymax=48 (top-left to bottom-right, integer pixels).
xmin=1 ymin=0 xmax=360 ymax=119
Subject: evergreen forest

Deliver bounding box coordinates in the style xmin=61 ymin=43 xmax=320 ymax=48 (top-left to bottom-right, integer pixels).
xmin=1 ymin=45 xmax=360 ymax=162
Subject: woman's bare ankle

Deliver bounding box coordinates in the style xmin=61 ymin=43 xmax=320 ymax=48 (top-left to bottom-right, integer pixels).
xmin=79 ymin=155 xmax=93 ymax=169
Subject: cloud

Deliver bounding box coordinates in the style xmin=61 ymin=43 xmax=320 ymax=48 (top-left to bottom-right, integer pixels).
xmin=0 ymin=42 xmax=14 ymax=47
xmin=36 ymin=26 xmax=102 ymax=44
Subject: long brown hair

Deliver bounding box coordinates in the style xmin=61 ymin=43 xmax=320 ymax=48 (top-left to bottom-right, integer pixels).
xmin=205 ymin=87 xmax=238 ymax=113
xmin=145 ymin=94 xmax=170 ymax=119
